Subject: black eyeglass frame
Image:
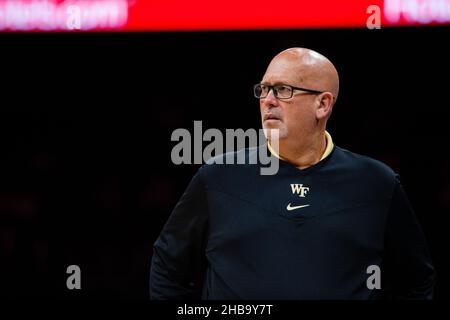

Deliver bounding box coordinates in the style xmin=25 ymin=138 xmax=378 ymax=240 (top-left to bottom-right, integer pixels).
xmin=253 ymin=83 xmax=326 ymax=100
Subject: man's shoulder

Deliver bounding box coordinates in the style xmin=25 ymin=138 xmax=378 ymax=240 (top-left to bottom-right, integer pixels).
xmin=204 ymin=146 xmax=260 ymax=165
xmin=332 ymin=145 xmax=398 ymax=180
xmin=197 ymin=146 xmax=263 ymax=180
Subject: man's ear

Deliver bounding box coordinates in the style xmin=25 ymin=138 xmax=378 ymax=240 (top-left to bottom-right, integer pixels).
xmin=315 ymin=92 xmax=334 ymax=120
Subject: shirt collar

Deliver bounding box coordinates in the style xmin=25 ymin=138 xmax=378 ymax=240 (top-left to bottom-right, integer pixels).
xmin=267 ymin=130 xmax=334 ymax=162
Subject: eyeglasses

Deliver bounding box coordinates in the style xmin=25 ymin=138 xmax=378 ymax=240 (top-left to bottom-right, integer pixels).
xmin=253 ymin=83 xmax=325 ymax=100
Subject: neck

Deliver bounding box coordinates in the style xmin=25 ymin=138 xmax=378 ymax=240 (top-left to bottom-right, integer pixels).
xmin=276 ymin=130 xmax=327 ymax=169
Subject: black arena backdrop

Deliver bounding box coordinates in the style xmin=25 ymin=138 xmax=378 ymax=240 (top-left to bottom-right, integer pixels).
xmin=0 ymin=27 xmax=449 ymax=299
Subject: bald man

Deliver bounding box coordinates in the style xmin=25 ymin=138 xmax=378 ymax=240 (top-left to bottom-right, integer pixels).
xmin=260 ymin=48 xmax=339 ymax=168
xmin=150 ymin=48 xmax=435 ymax=300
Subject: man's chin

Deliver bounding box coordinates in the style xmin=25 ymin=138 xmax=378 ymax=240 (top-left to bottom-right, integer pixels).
xmin=263 ymin=119 xmax=282 ymax=126
xmin=262 ymin=124 xmax=287 ymax=140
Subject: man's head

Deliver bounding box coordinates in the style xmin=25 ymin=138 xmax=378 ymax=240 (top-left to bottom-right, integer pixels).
xmin=258 ymin=48 xmax=339 ymax=141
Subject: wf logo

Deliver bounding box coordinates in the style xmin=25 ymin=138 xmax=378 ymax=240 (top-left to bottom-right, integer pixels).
xmin=290 ymin=184 xmax=309 ymax=198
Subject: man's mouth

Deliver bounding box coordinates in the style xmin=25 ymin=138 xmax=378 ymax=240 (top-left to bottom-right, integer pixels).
xmin=264 ymin=114 xmax=281 ymax=121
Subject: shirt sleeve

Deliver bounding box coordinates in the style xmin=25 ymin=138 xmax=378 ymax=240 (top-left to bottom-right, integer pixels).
xmin=150 ymin=170 xmax=209 ymax=300
xmin=383 ymin=175 xmax=436 ymax=299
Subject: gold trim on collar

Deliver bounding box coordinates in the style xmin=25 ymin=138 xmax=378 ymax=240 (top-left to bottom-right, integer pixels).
xmin=321 ymin=131 xmax=334 ymax=160
xmin=267 ymin=130 xmax=334 ymax=162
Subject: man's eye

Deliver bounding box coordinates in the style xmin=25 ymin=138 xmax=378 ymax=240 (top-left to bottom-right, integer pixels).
xmin=260 ymin=85 xmax=269 ymax=93
xmin=276 ymin=86 xmax=290 ymax=93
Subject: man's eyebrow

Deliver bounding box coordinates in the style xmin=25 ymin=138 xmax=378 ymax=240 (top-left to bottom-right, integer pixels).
xmin=260 ymin=81 xmax=290 ymax=86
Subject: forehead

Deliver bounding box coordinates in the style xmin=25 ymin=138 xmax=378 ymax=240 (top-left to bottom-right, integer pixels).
xmin=261 ymin=57 xmax=306 ymax=85
xmin=262 ymin=57 xmax=317 ymax=86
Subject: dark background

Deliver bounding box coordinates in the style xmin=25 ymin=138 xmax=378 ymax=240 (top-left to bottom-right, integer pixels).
xmin=0 ymin=27 xmax=449 ymax=299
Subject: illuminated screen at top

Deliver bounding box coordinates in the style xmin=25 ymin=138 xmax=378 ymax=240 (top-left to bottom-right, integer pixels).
xmin=0 ymin=0 xmax=449 ymax=32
